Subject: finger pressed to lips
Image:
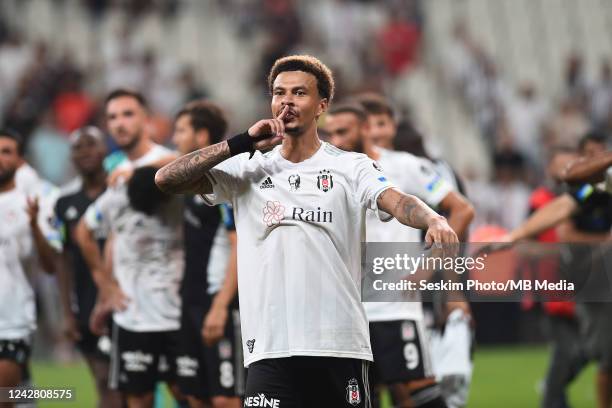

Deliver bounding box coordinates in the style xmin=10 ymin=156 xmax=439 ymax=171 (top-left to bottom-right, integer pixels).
xmin=276 ymin=119 xmax=285 ymax=136
xmin=278 ymin=105 xmax=296 ymax=121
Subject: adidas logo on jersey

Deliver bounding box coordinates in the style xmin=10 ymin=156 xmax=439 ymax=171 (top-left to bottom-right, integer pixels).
xmin=259 ymin=177 xmax=275 ymax=189
xmin=246 ymin=339 xmax=256 ymax=353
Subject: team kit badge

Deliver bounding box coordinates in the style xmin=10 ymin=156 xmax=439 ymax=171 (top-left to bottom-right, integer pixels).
xmin=346 ymin=378 xmax=361 ymax=405
xmin=317 ymin=169 xmax=334 ymax=192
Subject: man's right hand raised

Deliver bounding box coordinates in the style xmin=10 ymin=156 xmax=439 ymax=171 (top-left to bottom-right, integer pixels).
xmin=248 ymin=105 xmax=289 ymax=152
xmin=156 ymin=105 xmax=290 ymax=195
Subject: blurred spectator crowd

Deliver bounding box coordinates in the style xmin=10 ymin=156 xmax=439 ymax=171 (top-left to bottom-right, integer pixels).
xmin=1 ymin=0 xmax=611 ymax=236
xmin=442 ymin=20 xmax=612 ymax=232
xmin=0 ymin=0 xmax=426 ymax=360
xmin=0 ymin=0 xmax=425 ymax=189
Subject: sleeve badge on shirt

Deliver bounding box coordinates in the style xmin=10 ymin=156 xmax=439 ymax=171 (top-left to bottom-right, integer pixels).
xmin=426 ymin=175 xmax=444 ymax=192
xmin=372 ymin=161 xmax=383 ymax=172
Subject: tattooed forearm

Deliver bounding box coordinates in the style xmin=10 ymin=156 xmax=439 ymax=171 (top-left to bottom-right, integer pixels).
xmin=379 ymin=188 xmax=439 ymax=229
xmin=155 ymin=141 xmax=231 ymax=194
xmin=396 ymin=195 xmax=432 ymax=229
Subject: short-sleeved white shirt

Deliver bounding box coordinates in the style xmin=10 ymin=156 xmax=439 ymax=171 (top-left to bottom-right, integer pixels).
xmin=15 ymin=164 xmax=62 ymax=251
xmin=84 ymin=185 xmax=184 ymax=332
xmin=0 ymin=189 xmax=58 ymax=339
xmin=365 ymin=148 xmax=453 ymax=322
xmin=204 ymin=141 xmax=394 ymax=366
xmin=115 ymin=144 xmax=172 ymax=171
xmin=84 ymin=144 xmax=183 ymax=332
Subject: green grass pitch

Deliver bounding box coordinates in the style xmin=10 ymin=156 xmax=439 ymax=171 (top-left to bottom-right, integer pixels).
xmin=31 ymin=346 xmax=596 ymax=407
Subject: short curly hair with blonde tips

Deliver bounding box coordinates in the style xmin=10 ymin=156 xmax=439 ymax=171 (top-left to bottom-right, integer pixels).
xmin=268 ymin=55 xmax=335 ymax=102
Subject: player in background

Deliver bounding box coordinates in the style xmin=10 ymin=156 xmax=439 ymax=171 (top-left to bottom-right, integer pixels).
xmin=539 ymin=134 xmax=609 ymax=408
xmin=0 ymin=130 xmax=59 ymax=406
xmin=547 ymin=134 xmax=611 ymax=408
xmin=502 ymin=144 xmax=582 ymax=408
xmin=101 ymin=88 xmax=179 ymax=183
xmin=156 ymin=55 xmax=458 ymax=407
xmin=52 ymin=127 xmax=122 ymax=407
xmin=172 ymin=100 xmax=243 ymax=408
xmin=352 ymin=95 xmax=474 ymax=407
xmin=78 ymin=165 xmax=185 ymax=408
xmin=75 ymin=90 xmax=183 ymax=408
xmin=10 ymin=128 xmax=62 ymax=270
xmin=325 ymin=102 xmax=473 ymax=408
xmin=76 ymin=89 xmax=176 ymax=319
xmin=385 ymin=105 xmax=476 ymax=408
xmin=561 ymin=143 xmax=612 ymax=186
xmin=9 ymin=126 xmax=66 ymax=367
xmin=488 ymin=134 xmax=610 ymax=245
xmin=354 ymin=95 xmax=474 ymax=243
xmin=481 ymin=133 xmax=612 ymax=408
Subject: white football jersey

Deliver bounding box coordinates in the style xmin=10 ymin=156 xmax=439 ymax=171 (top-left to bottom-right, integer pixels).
xmin=15 ymin=164 xmax=62 ymax=251
xmin=0 ymin=189 xmax=57 ymax=339
xmin=115 ymin=144 xmax=173 ymax=171
xmin=364 ymin=148 xmax=453 ymax=322
xmin=84 ymin=143 xmax=183 ymax=332
xmin=206 ymin=222 xmax=232 ymax=295
xmin=15 ymin=163 xmax=40 ymax=198
xmin=84 ymin=186 xmax=184 ymax=332
xmin=204 ymin=142 xmax=394 ymax=367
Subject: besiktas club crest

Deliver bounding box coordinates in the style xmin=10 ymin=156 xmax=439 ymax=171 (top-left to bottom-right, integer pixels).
xmin=346 ymin=378 xmax=361 ymax=405
xmin=317 ymin=169 xmax=334 ymax=192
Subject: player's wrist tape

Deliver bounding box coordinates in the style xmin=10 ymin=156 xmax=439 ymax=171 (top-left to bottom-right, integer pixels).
xmin=227 ymin=131 xmax=269 ymax=158
xmin=227 ymin=131 xmax=253 ymax=156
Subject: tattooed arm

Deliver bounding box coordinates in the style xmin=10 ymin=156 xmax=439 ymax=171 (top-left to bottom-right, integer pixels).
xmin=155 ymin=141 xmax=230 ymax=195
xmin=156 ymin=107 xmax=290 ymax=195
xmin=377 ymin=188 xmax=458 ymax=245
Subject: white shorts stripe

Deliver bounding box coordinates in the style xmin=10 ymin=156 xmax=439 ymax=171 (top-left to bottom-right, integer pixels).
xmin=362 ymin=359 xmax=372 ymax=408
xmin=416 ymin=319 xmax=434 ymax=377
xmin=108 ymin=322 xmax=120 ymax=389
xmin=233 ymin=309 xmax=245 ymax=395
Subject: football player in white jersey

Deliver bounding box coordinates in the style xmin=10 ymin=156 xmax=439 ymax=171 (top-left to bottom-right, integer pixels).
xmin=79 ymin=166 xmax=185 ymax=408
xmin=75 ymin=90 xmax=183 ymax=408
xmin=355 ymin=95 xmax=475 ymax=408
xmin=156 ymin=55 xmax=458 ymax=407
xmin=325 ymin=102 xmax=474 ymax=408
xmin=77 ymin=89 xmax=176 ymax=315
xmin=102 ymin=89 xmax=178 ymax=178
xmin=0 ymin=130 xmax=59 ymax=396
xmin=52 ymin=127 xmax=122 ymax=407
